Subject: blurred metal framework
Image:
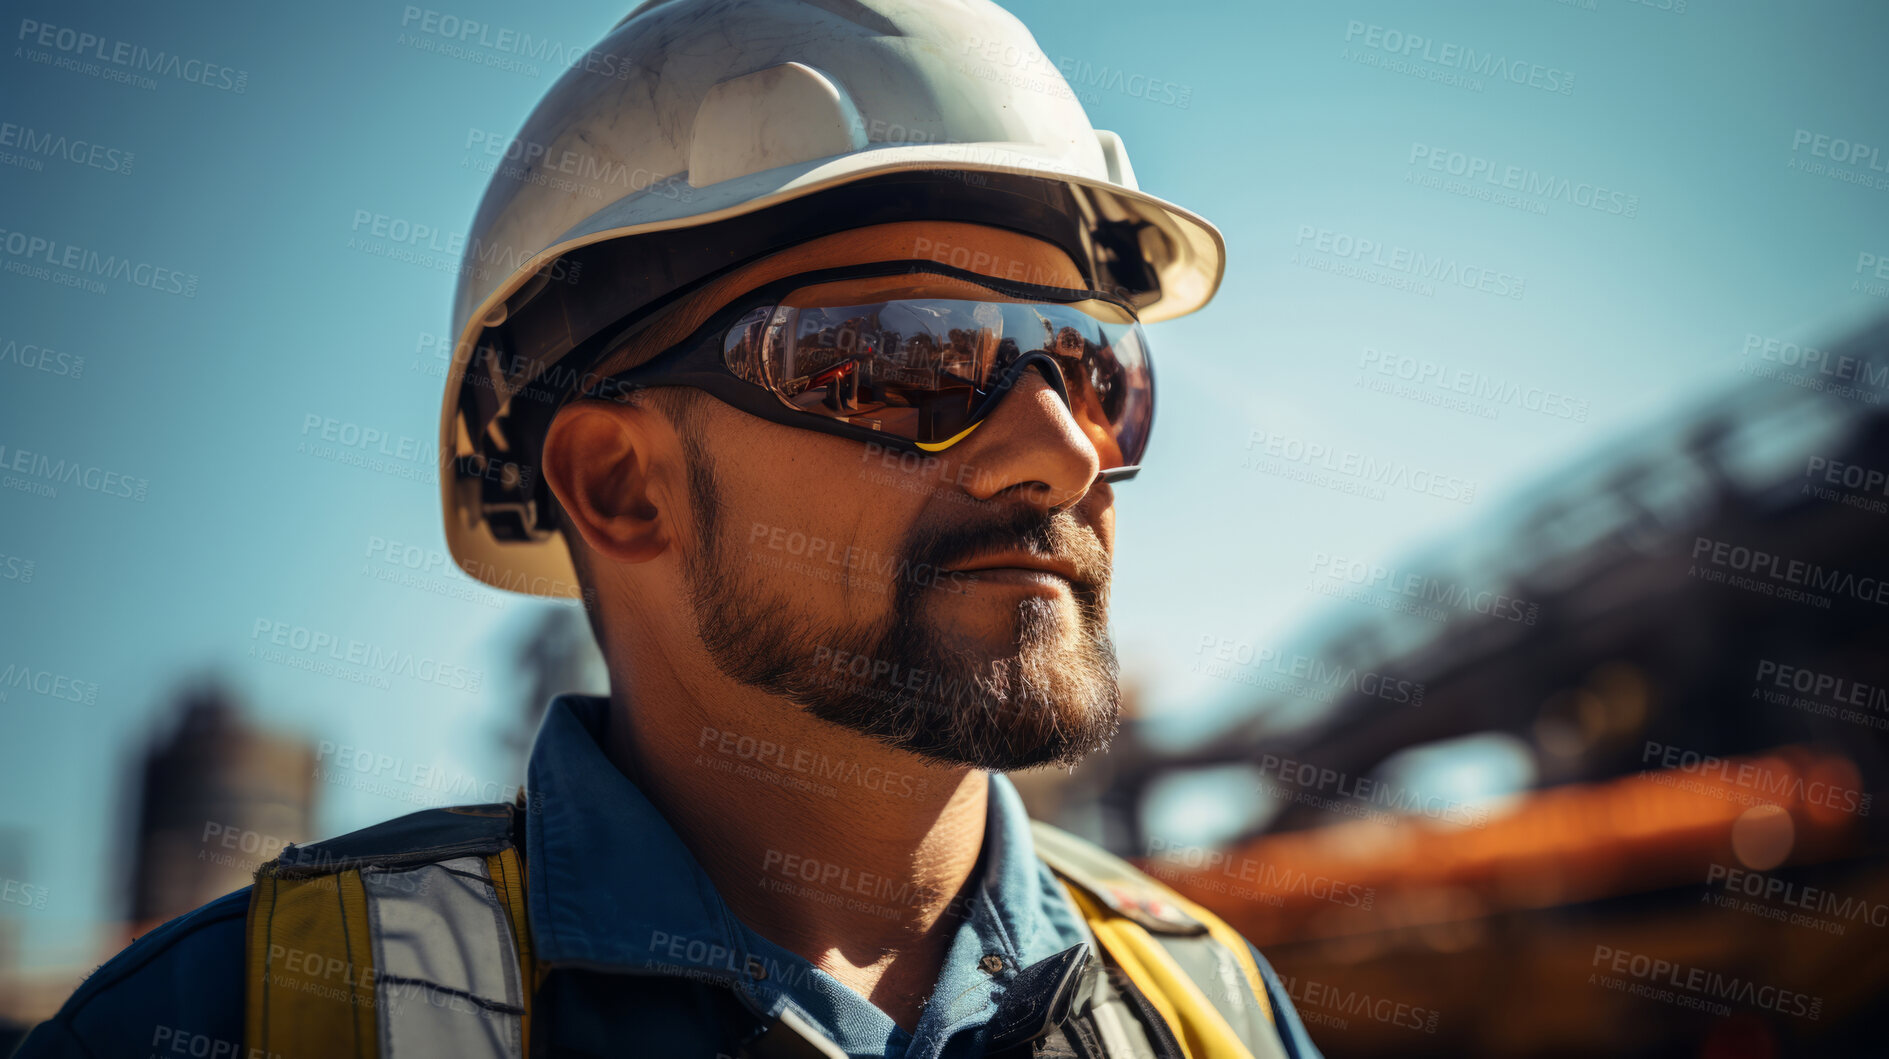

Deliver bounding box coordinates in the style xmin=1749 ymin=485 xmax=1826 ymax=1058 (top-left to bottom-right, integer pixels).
xmin=1078 ymin=315 xmax=1889 ymax=1057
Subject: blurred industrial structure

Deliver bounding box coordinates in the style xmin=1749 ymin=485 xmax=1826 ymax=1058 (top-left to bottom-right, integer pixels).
xmin=0 ymin=683 xmax=321 ymax=1049
xmin=125 ymin=682 xmax=318 ymax=940
xmin=1047 ymin=314 xmax=1889 ymax=1057
xmin=503 ymin=605 xmax=608 ymax=769
xmin=0 ymin=608 xmax=600 ymax=1047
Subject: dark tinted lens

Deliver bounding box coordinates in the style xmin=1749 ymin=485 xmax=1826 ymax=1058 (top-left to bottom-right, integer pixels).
xmin=1097 ymin=320 xmax=1153 ymax=466
xmin=996 ymin=304 xmax=1152 ymax=469
xmin=733 ymin=298 xmax=997 ymax=443
xmin=726 ymin=296 xmax=1150 ymax=464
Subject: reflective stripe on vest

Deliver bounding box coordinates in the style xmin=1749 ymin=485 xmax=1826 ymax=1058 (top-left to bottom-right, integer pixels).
xmin=246 ymin=849 xmax=534 ymax=1059
xmin=247 ymin=808 xmax=1283 ymax=1058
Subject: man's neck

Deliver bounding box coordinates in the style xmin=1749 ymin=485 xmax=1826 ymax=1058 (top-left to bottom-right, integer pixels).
xmin=601 ymin=674 xmax=989 ymax=1032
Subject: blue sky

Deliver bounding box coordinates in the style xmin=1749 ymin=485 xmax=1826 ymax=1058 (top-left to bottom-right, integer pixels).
xmin=2 ymin=0 xmax=1886 ymax=973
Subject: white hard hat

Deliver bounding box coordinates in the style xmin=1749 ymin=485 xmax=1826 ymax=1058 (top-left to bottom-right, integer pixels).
xmin=439 ymin=0 xmax=1226 ymax=600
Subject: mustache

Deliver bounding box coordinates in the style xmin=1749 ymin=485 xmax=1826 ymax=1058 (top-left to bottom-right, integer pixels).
xmin=902 ymin=502 xmax=1111 ymax=597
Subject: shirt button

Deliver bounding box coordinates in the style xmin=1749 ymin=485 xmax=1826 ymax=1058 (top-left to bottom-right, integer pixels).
xmin=979 ymin=954 xmax=1006 ymax=975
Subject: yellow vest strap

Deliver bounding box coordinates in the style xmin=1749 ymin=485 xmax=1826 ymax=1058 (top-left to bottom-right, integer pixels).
xmin=1060 ymin=882 xmax=1259 ymax=1059
xmin=1030 ymin=820 xmax=1289 ymax=1059
xmin=245 ymin=867 xmax=381 ymax=1058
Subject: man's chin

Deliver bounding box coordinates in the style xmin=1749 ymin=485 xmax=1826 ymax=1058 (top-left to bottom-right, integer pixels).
xmin=895 ymin=706 xmax=1121 ymax=772
xmin=804 ymin=629 xmax=1124 ymax=772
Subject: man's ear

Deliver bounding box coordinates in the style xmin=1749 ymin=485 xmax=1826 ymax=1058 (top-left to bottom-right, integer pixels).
xmin=541 ymin=398 xmax=673 ymax=565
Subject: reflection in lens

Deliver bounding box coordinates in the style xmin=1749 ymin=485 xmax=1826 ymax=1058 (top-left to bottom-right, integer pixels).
xmin=729 ymin=294 xmax=1152 ymax=464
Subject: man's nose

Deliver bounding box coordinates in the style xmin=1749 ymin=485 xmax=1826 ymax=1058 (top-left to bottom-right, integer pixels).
xmin=952 ymin=370 xmax=1101 ymax=510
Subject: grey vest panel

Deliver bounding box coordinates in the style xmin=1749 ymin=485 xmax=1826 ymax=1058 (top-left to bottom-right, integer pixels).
xmin=364 ymin=855 xmax=528 ymax=1058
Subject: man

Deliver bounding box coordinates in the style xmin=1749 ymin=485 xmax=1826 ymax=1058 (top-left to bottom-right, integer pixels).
xmin=17 ymin=2 xmax=1321 ymax=1057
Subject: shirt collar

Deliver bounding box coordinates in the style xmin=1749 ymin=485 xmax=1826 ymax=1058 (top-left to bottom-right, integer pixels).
xmin=524 ymin=693 xmax=1089 ymax=1057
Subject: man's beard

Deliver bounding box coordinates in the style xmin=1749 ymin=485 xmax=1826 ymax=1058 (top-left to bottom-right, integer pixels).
xmin=678 ymin=444 xmax=1121 ymax=771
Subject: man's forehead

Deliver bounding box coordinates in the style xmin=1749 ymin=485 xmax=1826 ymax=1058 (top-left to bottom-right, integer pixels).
xmin=776 ymin=271 xmax=1067 ymax=308
xmin=716 ymin=222 xmax=1086 ymax=304
xmin=593 ymin=221 xmax=1088 ymax=378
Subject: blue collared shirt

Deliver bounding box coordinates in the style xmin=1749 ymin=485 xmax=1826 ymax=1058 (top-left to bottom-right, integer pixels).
xmin=15 ymin=693 xmax=1322 ymax=1059
xmin=526 ymin=693 xmax=1093 ymax=1059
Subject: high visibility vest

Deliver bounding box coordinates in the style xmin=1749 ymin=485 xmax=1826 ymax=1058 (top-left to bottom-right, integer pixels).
xmin=243 ymin=803 xmax=1290 ymax=1059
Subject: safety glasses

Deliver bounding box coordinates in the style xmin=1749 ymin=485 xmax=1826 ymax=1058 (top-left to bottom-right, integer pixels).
xmin=580 ymin=260 xmax=1154 ymax=483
